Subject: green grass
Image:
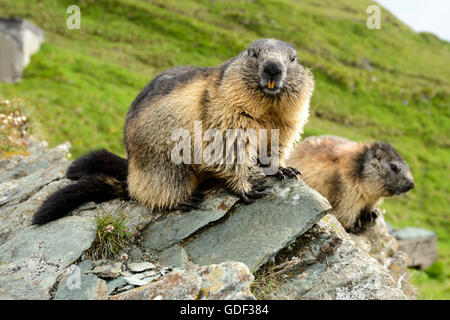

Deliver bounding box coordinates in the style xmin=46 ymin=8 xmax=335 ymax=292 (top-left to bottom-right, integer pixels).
xmin=0 ymin=0 xmax=448 ymax=298
xmin=87 ymin=213 xmax=132 ymax=260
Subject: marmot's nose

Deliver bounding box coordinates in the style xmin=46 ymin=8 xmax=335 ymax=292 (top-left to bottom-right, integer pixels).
xmin=407 ymin=181 xmax=415 ymax=190
xmin=263 ymin=61 xmax=282 ymax=77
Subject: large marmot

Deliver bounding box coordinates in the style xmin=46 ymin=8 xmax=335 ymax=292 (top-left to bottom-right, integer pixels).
xmin=33 ymin=39 xmax=314 ymax=225
xmin=286 ymin=135 xmax=414 ymax=232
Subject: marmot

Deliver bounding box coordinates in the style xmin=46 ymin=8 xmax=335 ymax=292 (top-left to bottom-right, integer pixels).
xmin=286 ymin=135 xmax=414 ymax=232
xmin=33 ymin=39 xmax=314 ymax=225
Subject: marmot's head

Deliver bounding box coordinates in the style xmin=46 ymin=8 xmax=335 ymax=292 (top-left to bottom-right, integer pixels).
xmin=237 ymin=39 xmax=312 ymax=97
xmin=362 ymin=142 xmax=415 ymax=196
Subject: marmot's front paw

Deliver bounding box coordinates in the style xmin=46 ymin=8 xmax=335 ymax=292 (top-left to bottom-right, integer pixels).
xmin=238 ymin=180 xmax=269 ymax=204
xmin=274 ymin=167 xmax=301 ymax=180
xmin=348 ymin=210 xmax=379 ymax=233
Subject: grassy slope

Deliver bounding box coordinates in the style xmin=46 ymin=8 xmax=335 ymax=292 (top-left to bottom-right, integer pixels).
xmin=0 ymin=0 xmax=448 ymax=298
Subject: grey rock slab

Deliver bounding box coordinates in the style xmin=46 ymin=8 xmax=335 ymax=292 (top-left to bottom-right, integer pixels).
xmin=0 ymin=165 xmax=65 ymax=207
xmin=391 ymin=227 xmax=436 ymax=240
xmin=159 ymin=244 xmax=189 ymax=268
xmin=184 ymin=178 xmax=331 ymax=272
xmin=388 ymin=226 xmax=438 ymax=270
xmin=54 ymin=266 xmax=108 ymax=300
xmin=0 ymin=142 xmax=70 ymax=183
xmin=72 ymin=199 xmax=159 ymax=235
xmin=0 ymin=257 xmax=63 ymax=300
xmin=271 ymin=217 xmax=407 ymax=300
xmin=142 ymin=187 xmax=239 ymax=250
xmin=0 ymin=216 xmax=97 ymax=267
xmin=0 ymin=179 xmax=71 ymax=246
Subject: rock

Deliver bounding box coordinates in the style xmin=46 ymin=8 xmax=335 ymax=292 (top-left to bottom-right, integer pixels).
xmin=184 ymin=178 xmax=331 ymax=272
xmin=0 ymin=141 xmax=70 ymax=183
xmin=0 ymin=257 xmax=63 ymax=300
xmin=265 ymin=214 xmax=408 ymax=300
xmin=0 ymin=18 xmax=44 ymax=83
xmin=0 ymin=139 xmax=417 ymax=300
xmin=390 ymin=227 xmax=438 ymax=270
xmin=0 ymin=165 xmax=66 ymax=207
xmin=0 ymin=208 xmax=96 ymax=300
xmin=127 ymin=262 xmax=156 ymax=273
xmin=110 ymin=262 xmax=255 ymax=300
xmin=77 ymin=259 xmax=93 ymax=273
xmin=0 ymin=216 xmax=96 ymax=266
xmin=0 ymin=217 xmax=96 ymax=268
xmin=349 ymin=212 xmax=416 ymax=299
xmin=72 ymin=200 xmax=158 ymax=236
xmin=54 ymin=265 xmax=108 ymax=300
xmin=142 ymin=188 xmax=239 ymax=250
xmin=386 ymin=251 xmax=417 ymax=299
xmin=350 ymin=211 xmax=398 ymax=265
xmin=159 ymin=244 xmax=190 ymax=269
xmin=123 ymin=270 xmax=161 ymax=286
xmin=106 ymin=277 xmax=128 ymax=295
xmin=0 ymin=178 xmax=72 ymax=247
xmin=87 ymin=262 xmax=123 ymax=279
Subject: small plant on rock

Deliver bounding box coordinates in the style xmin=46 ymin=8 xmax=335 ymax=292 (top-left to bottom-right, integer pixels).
xmin=87 ymin=213 xmax=132 ymax=260
xmin=0 ymin=97 xmax=30 ymax=157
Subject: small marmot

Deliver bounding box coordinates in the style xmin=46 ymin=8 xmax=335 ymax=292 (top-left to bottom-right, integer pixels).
xmin=33 ymin=39 xmax=314 ymax=225
xmin=286 ymin=135 xmax=414 ymax=232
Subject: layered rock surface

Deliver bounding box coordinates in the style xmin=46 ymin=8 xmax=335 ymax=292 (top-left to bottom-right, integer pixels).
xmin=0 ymin=141 xmax=415 ymax=300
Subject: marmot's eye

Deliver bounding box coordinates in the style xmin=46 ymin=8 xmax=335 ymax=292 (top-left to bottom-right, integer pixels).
xmin=290 ymin=56 xmax=297 ymax=63
xmin=390 ymin=163 xmax=399 ymax=173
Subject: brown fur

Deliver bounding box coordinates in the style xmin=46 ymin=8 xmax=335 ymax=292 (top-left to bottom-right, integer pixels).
xmin=125 ymin=39 xmax=314 ymax=211
xmin=286 ymin=135 xmax=414 ymax=231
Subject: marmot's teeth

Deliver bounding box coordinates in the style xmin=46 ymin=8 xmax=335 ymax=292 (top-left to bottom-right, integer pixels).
xmin=267 ymin=81 xmax=275 ymax=89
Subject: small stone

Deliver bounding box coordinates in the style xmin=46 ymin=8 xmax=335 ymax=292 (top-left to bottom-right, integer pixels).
xmin=123 ymin=274 xmax=153 ymax=287
xmin=127 ymin=262 xmax=156 ymax=273
xmin=106 ymin=277 xmax=128 ymax=295
xmin=87 ymin=262 xmax=123 ymax=279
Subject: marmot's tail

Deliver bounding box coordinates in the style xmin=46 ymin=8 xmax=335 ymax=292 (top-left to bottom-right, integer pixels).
xmin=32 ymin=150 xmax=129 ymax=225
xmin=67 ymin=149 xmax=128 ymax=181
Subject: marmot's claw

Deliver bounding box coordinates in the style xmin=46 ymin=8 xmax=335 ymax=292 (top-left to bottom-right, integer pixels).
xmin=251 ymin=179 xmax=269 ymax=192
xmin=290 ymin=167 xmax=302 ymax=176
xmin=275 ymin=167 xmax=301 ymax=180
xmin=238 ymin=186 xmax=268 ymax=204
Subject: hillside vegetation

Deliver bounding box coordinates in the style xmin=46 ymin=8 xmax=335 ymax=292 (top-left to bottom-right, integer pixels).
xmin=0 ymin=0 xmax=449 ymax=299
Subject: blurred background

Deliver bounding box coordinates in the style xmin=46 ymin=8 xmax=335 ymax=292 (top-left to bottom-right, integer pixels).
xmin=0 ymin=0 xmax=448 ymax=299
